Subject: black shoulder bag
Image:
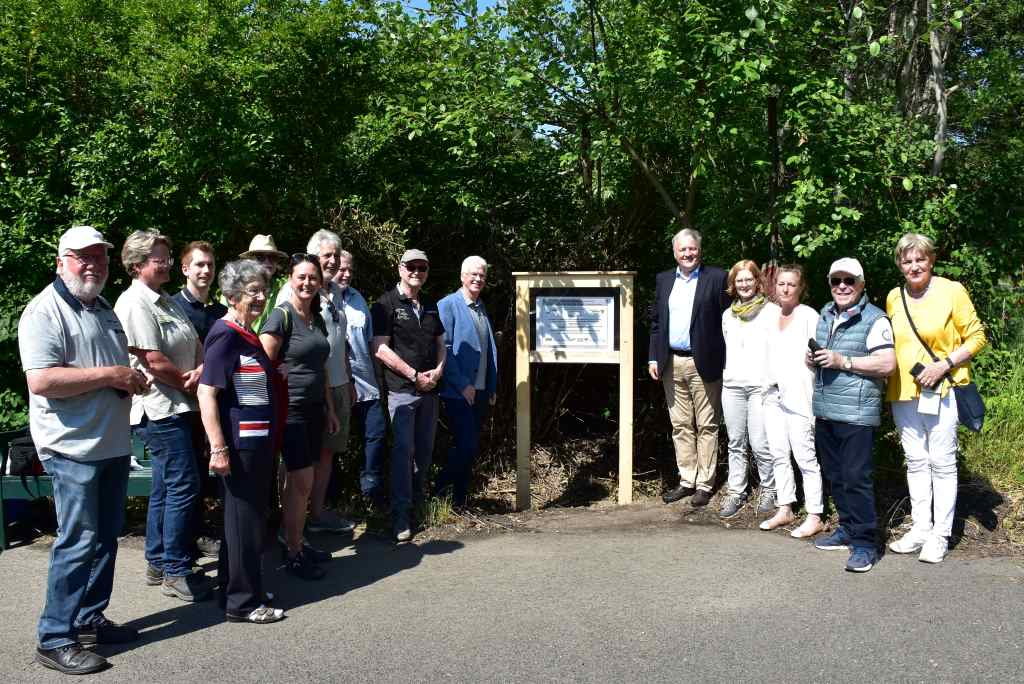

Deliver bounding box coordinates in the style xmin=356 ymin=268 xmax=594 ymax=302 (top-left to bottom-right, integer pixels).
xmin=900 ymin=287 xmax=985 ymax=432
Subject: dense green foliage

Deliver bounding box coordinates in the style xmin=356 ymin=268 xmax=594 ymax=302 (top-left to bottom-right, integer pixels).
xmin=2 ymin=0 xmax=1021 ymax=487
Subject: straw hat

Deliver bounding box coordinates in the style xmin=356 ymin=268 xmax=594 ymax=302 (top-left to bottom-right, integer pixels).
xmin=240 ymin=234 xmax=288 ymax=261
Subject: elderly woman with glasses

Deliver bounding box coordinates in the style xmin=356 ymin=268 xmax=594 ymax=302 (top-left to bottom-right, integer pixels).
xmin=259 ymin=253 xmax=340 ymax=580
xmin=197 ymin=260 xmax=284 ymax=623
xmin=718 ymin=260 xmax=779 ymax=520
xmin=885 ymin=233 xmax=987 ymax=564
xmin=114 ymin=230 xmax=212 ymax=601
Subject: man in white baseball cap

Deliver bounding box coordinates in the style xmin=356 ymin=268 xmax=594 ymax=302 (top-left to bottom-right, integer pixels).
xmin=20 ymin=226 xmax=150 ymax=673
xmin=806 ymin=256 xmax=896 ymax=573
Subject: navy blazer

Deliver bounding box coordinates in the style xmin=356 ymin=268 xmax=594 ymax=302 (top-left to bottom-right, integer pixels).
xmin=648 ymin=265 xmax=730 ymax=382
xmin=437 ymin=290 xmax=498 ymax=400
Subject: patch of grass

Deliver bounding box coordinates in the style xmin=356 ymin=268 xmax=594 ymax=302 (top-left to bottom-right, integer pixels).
xmin=418 ymin=494 xmax=455 ymax=528
xmin=959 ymin=345 xmax=1024 ymax=492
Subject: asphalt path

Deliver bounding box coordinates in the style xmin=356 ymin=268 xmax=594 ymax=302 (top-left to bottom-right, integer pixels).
xmin=1 ymin=507 xmax=1021 ymax=683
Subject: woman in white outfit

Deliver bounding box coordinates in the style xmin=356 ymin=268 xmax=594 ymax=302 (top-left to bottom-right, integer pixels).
xmin=760 ymin=265 xmax=825 ymax=536
xmin=719 ymin=260 xmax=778 ymax=519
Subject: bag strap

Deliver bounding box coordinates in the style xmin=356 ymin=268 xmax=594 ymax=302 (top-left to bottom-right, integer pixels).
xmin=900 ymin=287 xmax=955 ymax=386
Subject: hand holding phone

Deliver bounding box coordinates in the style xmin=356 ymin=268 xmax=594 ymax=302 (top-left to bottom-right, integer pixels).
xmin=807 ymin=338 xmax=824 ymax=366
xmin=910 ymin=362 xmax=926 ymax=377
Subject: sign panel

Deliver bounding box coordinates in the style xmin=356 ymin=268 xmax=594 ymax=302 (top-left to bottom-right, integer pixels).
xmin=535 ymin=295 xmax=615 ymax=351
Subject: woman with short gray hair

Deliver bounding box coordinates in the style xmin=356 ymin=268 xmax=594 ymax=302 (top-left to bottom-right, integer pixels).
xmin=114 ymin=230 xmax=211 ymax=601
xmin=198 ymin=260 xmax=283 ymax=623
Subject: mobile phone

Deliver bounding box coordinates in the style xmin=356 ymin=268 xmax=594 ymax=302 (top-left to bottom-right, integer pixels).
xmin=808 ymin=338 xmax=822 ymax=352
xmin=910 ymin=362 xmax=926 ymax=377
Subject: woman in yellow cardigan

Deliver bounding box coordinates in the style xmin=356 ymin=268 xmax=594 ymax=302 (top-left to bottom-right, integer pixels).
xmin=885 ymin=233 xmax=987 ymax=563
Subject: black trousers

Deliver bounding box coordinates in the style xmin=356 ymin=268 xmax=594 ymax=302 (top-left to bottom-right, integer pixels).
xmin=816 ymin=418 xmax=878 ymax=549
xmin=219 ymin=449 xmax=272 ymax=616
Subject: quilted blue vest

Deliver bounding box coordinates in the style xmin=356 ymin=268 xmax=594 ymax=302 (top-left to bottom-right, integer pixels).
xmin=811 ymin=293 xmax=887 ymax=427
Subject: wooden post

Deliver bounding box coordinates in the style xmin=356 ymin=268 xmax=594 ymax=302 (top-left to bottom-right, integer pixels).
xmin=618 ymin=278 xmax=634 ymax=504
xmin=515 ymin=277 xmax=532 ymax=511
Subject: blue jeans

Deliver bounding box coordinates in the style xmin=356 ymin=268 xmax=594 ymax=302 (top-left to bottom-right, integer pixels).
xmin=38 ymin=454 xmax=129 ymax=649
xmin=436 ymin=396 xmax=490 ymax=506
xmin=387 ymin=393 xmax=439 ymax=517
xmin=135 ymin=413 xmax=199 ymax=577
xmin=352 ymin=398 xmax=387 ymax=497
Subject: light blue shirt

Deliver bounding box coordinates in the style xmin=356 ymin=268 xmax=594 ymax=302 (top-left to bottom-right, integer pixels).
xmin=340 ymin=286 xmax=381 ymax=402
xmin=668 ymin=266 xmax=701 ymax=351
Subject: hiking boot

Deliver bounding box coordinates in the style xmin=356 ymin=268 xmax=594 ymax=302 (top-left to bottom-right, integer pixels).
xmin=888 ymin=528 xmax=930 ymax=554
xmin=284 ymin=550 xmax=326 ymax=581
xmin=756 ymin=488 xmax=777 ymax=514
xmin=145 ymin=563 xmax=163 ymax=586
xmin=77 ymin=616 xmax=138 ymax=645
xmin=814 ymin=527 xmax=852 ymax=551
xmin=36 ymin=644 xmax=107 ymax=675
xmin=690 ymin=489 xmax=711 ymax=507
xmin=718 ymin=493 xmax=747 ymax=519
xmin=845 ymin=546 xmax=879 ymax=573
xmin=306 ymin=510 xmax=356 ymax=534
xmin=162 ymin=573 xmax=214 ymax=602
xmin=918 ymin=534 xmax=948 ymax=564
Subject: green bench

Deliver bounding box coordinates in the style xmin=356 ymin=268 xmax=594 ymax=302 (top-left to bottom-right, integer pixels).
xmin=0 ymin=429 xmax=152 ymax=551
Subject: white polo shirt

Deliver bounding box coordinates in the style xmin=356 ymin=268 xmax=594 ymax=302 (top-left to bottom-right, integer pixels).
xmin=18 ymin=278 xmax=132 ymax=462
xmin=114 ymin=279 xmax=199 ymax=424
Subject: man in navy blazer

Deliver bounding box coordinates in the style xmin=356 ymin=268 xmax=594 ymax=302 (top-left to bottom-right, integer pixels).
xmin=436 ymin=256 xmax=498 ymax=507
xmin=649 ymin=228 xmax=730 ymax=507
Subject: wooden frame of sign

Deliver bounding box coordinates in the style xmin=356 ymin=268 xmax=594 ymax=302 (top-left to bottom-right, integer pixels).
xmin=513 ymin=271 xmax=636 ymax=510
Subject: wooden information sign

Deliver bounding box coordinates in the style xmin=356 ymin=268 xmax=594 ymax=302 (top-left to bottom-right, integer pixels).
xmin=513 ymin=271 xmax=636 ymax=510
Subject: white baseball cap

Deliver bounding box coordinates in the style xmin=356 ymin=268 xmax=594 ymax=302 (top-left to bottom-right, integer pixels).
xmin=58 ymin=225 xmax=114 ymax=256
xmin=827 ymin=257 xmax=864 ymax=280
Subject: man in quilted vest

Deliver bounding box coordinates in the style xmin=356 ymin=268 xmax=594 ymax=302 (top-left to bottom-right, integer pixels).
xmin=807 ymin=258 xmax=896 ymax=573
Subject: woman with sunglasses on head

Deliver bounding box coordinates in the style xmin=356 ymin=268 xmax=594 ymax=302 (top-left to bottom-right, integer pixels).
xmin=718 ymin=260 xmax=778 ymax=520
xmin=885 ymin=233 xmax=987 ymax=564
xmin=115 ymin=230 xmax=213 ymax=601
xmin=259 ymin=254 xmax=340 ymax=580
xmin=197 ymin=260 xmax=283 ymax=623
xmin=760 ymin=265 xmax=825 ymax=536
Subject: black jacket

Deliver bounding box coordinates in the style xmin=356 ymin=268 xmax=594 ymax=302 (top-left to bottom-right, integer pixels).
xmin=648 ymin=265 xmax=730 ymax=382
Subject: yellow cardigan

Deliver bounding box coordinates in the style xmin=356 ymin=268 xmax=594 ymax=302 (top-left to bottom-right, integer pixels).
xmin=886 ymin=276 xmax=987 ymax=401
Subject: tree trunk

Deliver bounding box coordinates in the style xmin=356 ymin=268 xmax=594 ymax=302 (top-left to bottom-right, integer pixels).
xmin=927 ymin=1 xmax=949 ymax=176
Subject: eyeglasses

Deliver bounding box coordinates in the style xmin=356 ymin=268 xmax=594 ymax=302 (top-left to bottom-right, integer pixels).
xmin=402 ymin=262 xmax=429 ymax=273
xmin=146 ymin=257 xmax=174 ymax=267
xmin=242 ymin=287 xmax=268 ymax=298
xmin=829 ymin=276 xmax=858 ymax=288
xmin=64 ymin=253 xmax=109 ymax=266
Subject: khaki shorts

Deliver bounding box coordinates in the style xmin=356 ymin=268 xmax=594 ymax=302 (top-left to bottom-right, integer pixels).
xmin=323 ymin=383 xmax=353 ymax=454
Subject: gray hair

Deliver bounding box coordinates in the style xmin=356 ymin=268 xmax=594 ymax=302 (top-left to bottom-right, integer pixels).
xmin=219 ymin=259 xmax=268 ymax=303
xmin=672 ymin=228 xmax=702 ymax=249
xmin=121 ymin=229 xmax=172 ymax=277
xmin=461 ymin=255 xmax=488 ymax=273
xmin=338 ymin=249 xmax=354 ymax=262
xmin=307 ymin=229 xmax=342 ymax=255
xmin=894 ymin=232 xmax=936 ymax=266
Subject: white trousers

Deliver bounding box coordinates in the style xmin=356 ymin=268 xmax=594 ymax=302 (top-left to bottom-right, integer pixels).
xmin=892 ymin=392 xmax=959 ymax=538
xmin=721 ymin=385 xmax=773 ymax=496
xmin=764 ymin=388 xmax=822 ymax=514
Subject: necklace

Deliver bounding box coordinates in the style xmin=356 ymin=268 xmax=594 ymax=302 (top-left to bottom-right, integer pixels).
xmin=906 ymin=280 xmax=931 ymax=300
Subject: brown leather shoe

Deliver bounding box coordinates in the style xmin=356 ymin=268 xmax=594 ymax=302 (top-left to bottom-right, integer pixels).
xmin=690 ymin=489 xmax=712 ymax=507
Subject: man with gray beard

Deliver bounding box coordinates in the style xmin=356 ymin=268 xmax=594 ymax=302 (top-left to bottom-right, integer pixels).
xmin=19 ymin=226 xmax=150 ymax=674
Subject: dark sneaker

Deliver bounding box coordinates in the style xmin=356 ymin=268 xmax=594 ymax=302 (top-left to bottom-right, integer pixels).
xmin=145 ymin=563 xmax=163 ymax=586
xmin=756 ymin=488 xmax=777 ymax=514
xmin=277 ymin=532 xmax=332 ymax=562
xmin=284 ymin=550 xmax=326 ymax=581
xmin=306 ymin=510 xmax=356 ymax=534
xmin=36 ymin=644 xmax=107 ymax=675
xmin=195 ymin=535 xmax=221 ymax=559
xmin=814 ymin=527 xmax=852 ymax=551
xmin=690 ymin=489 xmax=712 ymax=507
xmin=845 ymin=547 xmax=879 ymax=573
xmin=78 ymin=616 xmax=139 ymax=645
xmin=718 ymin=493 xmax=748 ymax=519
xmin=662 ymin=484 xmax=696 ymax=504
xmin=162 ymin=573 xmax=214 ymax=602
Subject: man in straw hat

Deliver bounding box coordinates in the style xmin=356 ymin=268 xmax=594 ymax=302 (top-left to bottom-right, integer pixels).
xmin=240 ymin=234 xmax=288 ymax=332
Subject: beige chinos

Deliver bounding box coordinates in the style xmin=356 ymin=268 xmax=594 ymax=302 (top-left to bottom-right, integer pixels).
xmin=663 ymin=355 xmax=722 ymax=492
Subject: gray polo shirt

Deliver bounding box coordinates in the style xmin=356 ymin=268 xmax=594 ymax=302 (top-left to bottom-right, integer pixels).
xmin=18 ymin=278 xmax=132 ymax=462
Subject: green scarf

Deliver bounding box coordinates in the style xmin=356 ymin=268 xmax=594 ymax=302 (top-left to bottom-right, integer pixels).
xmin=731 ymin=294 xmax=766 ymax=322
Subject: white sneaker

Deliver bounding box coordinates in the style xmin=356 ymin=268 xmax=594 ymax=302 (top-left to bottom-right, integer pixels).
xmin=888 ymin=528 xmax=931 ymax=554
xmin=918 ymin=535 xmax=948 ymax=563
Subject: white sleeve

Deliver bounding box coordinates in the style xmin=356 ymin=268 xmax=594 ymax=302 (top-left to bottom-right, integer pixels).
xmin=866 ymin=317 xmax=895 ymax=352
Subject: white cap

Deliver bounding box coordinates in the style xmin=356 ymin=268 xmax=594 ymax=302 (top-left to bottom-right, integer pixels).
xmin=58 ymin=225 xmax=113 ymax=256
xmin=828 ymin=257 xmax=864 ymax=280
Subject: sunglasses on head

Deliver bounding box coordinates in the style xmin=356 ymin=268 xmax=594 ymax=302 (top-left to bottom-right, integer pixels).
xmin=829 ymin=276 xmax=858 ymax=288
xmin=403 ymin=262 xmax=429 ymax=273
